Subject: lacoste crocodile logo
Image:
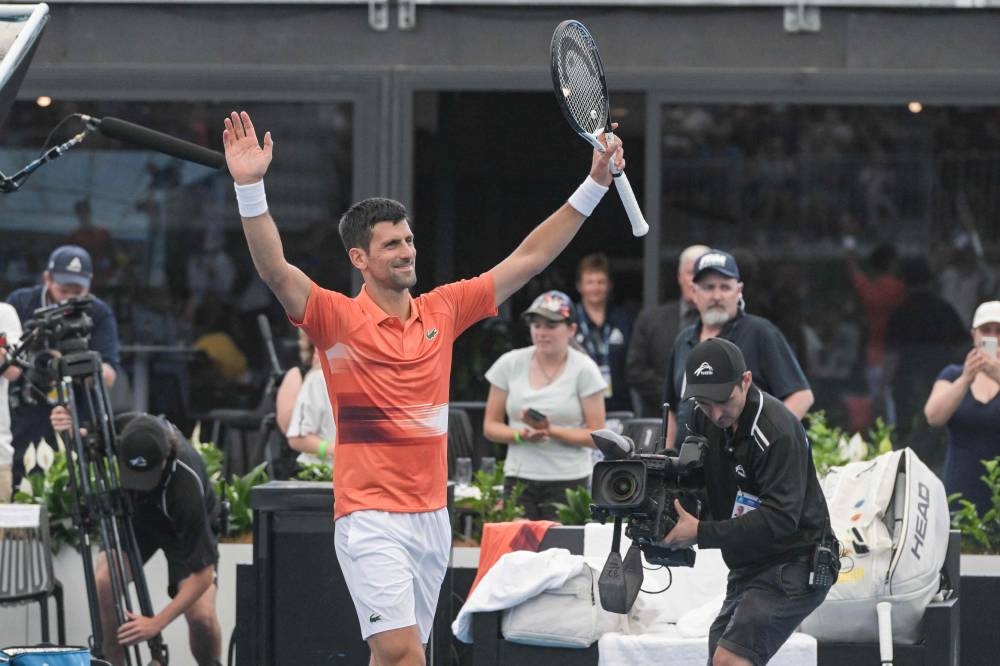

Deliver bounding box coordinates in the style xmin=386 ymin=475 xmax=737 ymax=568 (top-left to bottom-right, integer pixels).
xmin=369 ymin=612 xmax=382 ymax=623
xmin=426 ymin=328 xmax=439 ymax=340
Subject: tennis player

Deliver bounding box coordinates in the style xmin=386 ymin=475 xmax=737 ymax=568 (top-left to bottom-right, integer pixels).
xmin=223 ymin=110 xmax=625 ymax=666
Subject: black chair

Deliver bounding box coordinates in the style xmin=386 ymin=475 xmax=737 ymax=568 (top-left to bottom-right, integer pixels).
xmin=621 ymin=418 xmax=663 ymax=454
xmin=0 ymin=505 xmax=65 ymax=645
xmin=204 ymin=316 xmax=285 ymax=478
xmin=448 ymin=408 xmax=475 ymax=479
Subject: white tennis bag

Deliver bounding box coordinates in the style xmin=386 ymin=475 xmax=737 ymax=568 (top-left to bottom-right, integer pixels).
xmin=801 ymin=447 xmax=948 ymax=644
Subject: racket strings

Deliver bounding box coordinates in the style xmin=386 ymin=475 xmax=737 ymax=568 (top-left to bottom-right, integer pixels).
xmin=554 ymin=31 xmax=608 ymax=134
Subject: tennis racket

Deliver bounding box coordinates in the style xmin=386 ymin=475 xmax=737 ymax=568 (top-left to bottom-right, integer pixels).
xmin=550 ymin=19 xmax=649 ymax=237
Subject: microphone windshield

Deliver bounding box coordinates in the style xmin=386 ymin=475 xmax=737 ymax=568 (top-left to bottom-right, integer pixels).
xmin=590 ymin=429 xmax=635 ymax=460
xmin=97 ymin=116 xmax=225 ymax=169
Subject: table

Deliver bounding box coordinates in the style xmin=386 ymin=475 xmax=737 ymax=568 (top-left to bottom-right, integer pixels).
xmin=119 ymin=344 xmax=199 ymax=413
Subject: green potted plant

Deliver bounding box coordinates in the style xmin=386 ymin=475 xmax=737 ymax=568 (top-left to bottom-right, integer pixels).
xmin=453 ymin=461 xmax=525 ymax=545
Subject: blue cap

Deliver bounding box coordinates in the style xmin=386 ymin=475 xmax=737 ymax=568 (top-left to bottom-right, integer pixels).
xmin=693 ymin=250 xmax=740 ymax=282
xmin=47 ymin=245 xmax=93 ymax=289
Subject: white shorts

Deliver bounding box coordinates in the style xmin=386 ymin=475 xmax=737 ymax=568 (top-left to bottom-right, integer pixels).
xmin=334 ymin=507 xmax=451 ymax=642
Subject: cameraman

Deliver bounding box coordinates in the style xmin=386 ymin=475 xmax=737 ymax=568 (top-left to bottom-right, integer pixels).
xmin=6 ymin=245 xmax=120 ymax=487
xmin=51 ymin=406 xmax=222 ymax=666
xmin=661 ymin=337 xmax=834 ymax=666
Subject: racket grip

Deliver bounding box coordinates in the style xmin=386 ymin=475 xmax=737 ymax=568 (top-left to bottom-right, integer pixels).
xmin=612 ymin=171 xmax=649 ymax=237
xmin=876 ymin=601 xmax=893 ymax=665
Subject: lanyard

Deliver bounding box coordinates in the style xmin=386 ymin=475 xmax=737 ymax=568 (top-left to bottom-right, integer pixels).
xmin=576 ymin=304 xmax=612 ymax=364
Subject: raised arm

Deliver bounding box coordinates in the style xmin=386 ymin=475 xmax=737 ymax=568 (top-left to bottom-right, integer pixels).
xmin=223 ymin=111 xmax=312 ymax=321
xmin=490 ymin=127 xmax=624 ymax=305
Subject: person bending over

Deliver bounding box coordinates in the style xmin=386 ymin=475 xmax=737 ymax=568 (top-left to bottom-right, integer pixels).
xmin=661 ymin=337 xmax=835 ymax=666
xmin=51 ymin=407 xmax=222 ymax=666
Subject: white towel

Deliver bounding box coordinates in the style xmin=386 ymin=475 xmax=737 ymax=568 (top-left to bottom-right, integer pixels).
xmin=451 ymin=548 xmax=585 ymax=643
xmin=597 ymin=631 xmax=818 ymax=666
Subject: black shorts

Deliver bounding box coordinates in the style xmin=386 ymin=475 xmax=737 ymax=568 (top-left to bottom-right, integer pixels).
xmin=708 ymin=559 xmax=831 ymax=666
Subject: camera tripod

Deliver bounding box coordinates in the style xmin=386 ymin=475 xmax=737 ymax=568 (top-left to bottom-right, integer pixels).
xmin=52 ymin=349 xmax=169 ymax=665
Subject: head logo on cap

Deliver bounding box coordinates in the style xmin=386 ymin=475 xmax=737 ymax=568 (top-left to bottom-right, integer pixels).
xmin=128 ymin=455 xmax=149 ymax=469
xmin=694 ymin=362 xmax=714 ymax=377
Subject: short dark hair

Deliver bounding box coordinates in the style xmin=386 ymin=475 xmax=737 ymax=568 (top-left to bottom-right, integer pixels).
xmin=576 ymin=252 xmax=611 ymax=281
xmin=338 ymin=197 xmax=409 ymax=252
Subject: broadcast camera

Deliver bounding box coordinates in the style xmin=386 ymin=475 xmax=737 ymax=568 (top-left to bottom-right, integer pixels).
xmin=589 ymin=428 xmax=708 ymax=614
xmin=1 ymin=296 xmax=95 ymax=406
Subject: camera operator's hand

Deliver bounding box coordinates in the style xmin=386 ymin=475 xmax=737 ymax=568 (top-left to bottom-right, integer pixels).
xmin=117 ymin=609 xmax=164 ymax=646
xmin=660 ymin=499 xmax=699 ymax=549
xmin=520 ymin=426 xmax=549 ymax=443
xmin=49 ymin=405 xmax=87 ymax=436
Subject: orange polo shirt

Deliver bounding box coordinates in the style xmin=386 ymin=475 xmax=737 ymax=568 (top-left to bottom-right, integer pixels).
xmin=294 ymin=273 xmax=497 ymax=519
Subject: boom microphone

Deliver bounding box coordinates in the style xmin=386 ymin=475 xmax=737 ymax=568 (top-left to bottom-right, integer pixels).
xmin=95 ymin=116 xmax=224 ymax=169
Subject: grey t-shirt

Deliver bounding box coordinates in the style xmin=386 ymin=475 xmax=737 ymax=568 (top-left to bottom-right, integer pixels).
xmin=485 ymin=346 xmax=606 ymax=481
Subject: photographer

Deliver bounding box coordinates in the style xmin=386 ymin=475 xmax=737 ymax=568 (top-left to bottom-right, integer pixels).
xmin=6 ymin=245 xmax=120 ymax=487
xmin=661 ymin=337 xmax=834 ymax=666
xmin=50 ymin=407 xmax=222 ymax=666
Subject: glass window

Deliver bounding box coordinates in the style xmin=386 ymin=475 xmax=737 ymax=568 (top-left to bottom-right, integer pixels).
xmin=659 ymin=103 xmax=1000 ymax=467
xmin=414 ymin=91 xmax=645 ymax=400
xmin=0 ymin=100 xmax=352 ymax=423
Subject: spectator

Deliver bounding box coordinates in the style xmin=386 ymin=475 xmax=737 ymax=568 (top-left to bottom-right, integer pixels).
xmin=184 ymin=226 xmax=238 ymax=323
xmin=626 ymin=244 xmax=709 ymax=417
xmin=275 ymin=329 xmax=316 ymax=435
xmin=192 ymin=299 xmax=249 ymax=385
xmin=483 ymin=291 xmax=606 ymax=521
xmin=846 ymin=242 xmax=906 ymax=420
xmin=0 ymin=303 xmax=22 ymax=502
xmin=68 ymin=199 xmax=115 ymax=286
xmin=573 ymin=253 xmax=633 ymax=413
xmin=6 ymin=245 xmax=120 ymax=488
xmin=939 ymin=229 xmax=996 ymax=327
xmin=663 ymin=249 xmax=813 ymax=449
xmin=285 ymin=350 xmax=335 ymax=467
xmin=924 ymin=301 xmax=1000 ymax=516
xmin=884 ymin=257 xmax=966 ymax=464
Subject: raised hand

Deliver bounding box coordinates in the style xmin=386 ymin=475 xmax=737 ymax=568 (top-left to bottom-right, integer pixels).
xmin=588 ymin=123 xmax=625 ymax=187
xmin=222 ymin=111 xmax=273 ymax=185
xmin=961 ymin=347 xmax=986 ymax=384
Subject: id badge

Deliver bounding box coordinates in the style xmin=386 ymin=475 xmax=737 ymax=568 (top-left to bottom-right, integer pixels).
xmin=731 ymin=489 xmax=761 ymax=518
xmin=599 ymin=363 xmax=613 ymax=398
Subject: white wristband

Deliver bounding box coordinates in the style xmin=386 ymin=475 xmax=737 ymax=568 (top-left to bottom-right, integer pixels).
xmin=567 ymin=176 xmax=609 ymax=217
xmin=234 ymin=180 xmax=268 ymax=218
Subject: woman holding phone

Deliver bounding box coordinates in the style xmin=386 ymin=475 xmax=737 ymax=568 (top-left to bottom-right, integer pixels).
xmin=925 ymin=300 xmax=1000 ymax=515
xmin=484 ymin=290 xmax=607 ymax=520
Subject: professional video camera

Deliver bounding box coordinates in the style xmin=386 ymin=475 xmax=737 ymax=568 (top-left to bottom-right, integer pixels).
xmin=16 ymin=296 xmax=95 ymax=397
xmin=589 ymin=427 xmax=707 ymax=614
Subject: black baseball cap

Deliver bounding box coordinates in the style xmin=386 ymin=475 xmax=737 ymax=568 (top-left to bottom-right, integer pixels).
xmin=117 ymin=414 xmax=171 ymax=490
xmin=683 ymin=337 xmax=747 ymax=403
xmin=693 ymin=249 xmax=740 ymax=282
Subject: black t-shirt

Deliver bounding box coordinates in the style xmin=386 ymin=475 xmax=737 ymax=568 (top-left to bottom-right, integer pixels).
xmin=664 ymin=311 xmax=809 ymax=448
xmin=131 ymin=435 xmax=220 ymax=575
xmin=692 ymin=388 xmax=831 ymax=577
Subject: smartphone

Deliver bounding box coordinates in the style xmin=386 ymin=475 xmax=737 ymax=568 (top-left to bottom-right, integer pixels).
xmin=982 ymin=336 xmax=998 ymax=357
xmin=526 ymin=408 xmax=547 ymax=422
